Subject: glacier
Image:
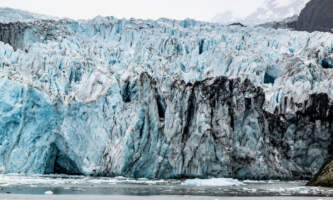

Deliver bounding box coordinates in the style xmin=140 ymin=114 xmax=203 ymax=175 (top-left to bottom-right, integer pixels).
xmin=0 ymin=9 xmax=333 ymax=179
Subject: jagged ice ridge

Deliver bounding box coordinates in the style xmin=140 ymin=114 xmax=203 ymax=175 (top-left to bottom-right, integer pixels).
xmin=0 ymin=11 xmax=333 ymax=179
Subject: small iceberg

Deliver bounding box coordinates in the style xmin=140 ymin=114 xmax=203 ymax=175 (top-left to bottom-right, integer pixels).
xmin=44 ymin=191 xmax=53 ymax=195
xmin=182 ymin=178 xmax=244 ymax=187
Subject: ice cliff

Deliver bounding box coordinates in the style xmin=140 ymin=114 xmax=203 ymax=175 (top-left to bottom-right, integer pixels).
xmin=0 ymin=9 xmax=333 ymax=179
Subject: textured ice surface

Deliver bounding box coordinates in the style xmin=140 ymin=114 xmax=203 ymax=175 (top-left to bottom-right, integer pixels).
xmin=0 ymin=8 xmax=56 ymax=24
xmin=182 ymin=178 xmax=244 ymax=186
xmin=1 ymin=16 xmax=333 ymax=112
xmin=0 ymin=9 xmax=333 ymax=179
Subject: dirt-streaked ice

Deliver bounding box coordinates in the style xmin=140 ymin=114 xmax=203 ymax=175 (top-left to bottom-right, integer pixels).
xmin=0 ymin=8 xmax=333 ymax=180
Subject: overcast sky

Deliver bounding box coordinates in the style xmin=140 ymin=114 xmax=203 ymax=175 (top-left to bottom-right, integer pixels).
xmin=0 ymin=0 xmax=266 ymax=21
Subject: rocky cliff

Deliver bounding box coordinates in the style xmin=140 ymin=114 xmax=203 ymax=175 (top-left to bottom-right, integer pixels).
xmin=296 ymin=0 xmax=333 ymax=33
xmin=308 ymin=160 xmax=333 ymax=187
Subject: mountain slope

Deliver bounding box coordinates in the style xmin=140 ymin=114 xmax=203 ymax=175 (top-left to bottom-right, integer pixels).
xmin=296 ymin=0 xmax=333 ymax=32
xmin=213 ymin=0 xmax=309 ymax=25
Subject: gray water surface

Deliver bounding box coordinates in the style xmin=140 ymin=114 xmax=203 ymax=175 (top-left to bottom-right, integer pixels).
xmin=0 ymin=174 xmax=331 ymax=198
xmin=0 ymin=195 xmax=332 ymax=200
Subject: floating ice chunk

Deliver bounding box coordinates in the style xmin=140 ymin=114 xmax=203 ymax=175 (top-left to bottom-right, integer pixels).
xmin=44 ymin=191 xmax=53 ymax=195
xmin=182 ymin=178 xmax=244 ymax=187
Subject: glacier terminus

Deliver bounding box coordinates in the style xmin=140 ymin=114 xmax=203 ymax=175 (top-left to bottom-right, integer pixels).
xmin=0 ymin=8 xmax=333 ymax=180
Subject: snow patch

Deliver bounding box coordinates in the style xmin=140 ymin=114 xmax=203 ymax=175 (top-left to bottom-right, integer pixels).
xmin=213 ymin=0 xmax=310 ymax=25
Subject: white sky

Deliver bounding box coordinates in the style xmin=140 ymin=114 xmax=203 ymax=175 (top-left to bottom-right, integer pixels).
xmin=0 ymin=0 xmax=266 ymax=21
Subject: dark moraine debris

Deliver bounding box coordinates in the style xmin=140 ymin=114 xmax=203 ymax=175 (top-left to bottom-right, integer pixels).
xmin=228 ymin=23 xmax=246 ymax=27
xmin=0 ymin=19 xmax=71 ymax=51
xmin=0 ymin=22 xmax=28 ymax=50
xmin=100 ymin=74 xmax=333 ymax=179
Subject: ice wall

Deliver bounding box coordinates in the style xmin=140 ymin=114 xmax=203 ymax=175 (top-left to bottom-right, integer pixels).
xmin=0 ymin=13 xmax=332 ymax=179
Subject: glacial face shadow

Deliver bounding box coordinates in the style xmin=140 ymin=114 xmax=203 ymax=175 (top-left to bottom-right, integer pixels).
xmin=47 ymin=143 xmax=82 ymax=176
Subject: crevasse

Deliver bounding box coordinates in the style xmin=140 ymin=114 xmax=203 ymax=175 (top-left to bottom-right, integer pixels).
xmin=0 ymin=11 xmax=333 ymax=179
